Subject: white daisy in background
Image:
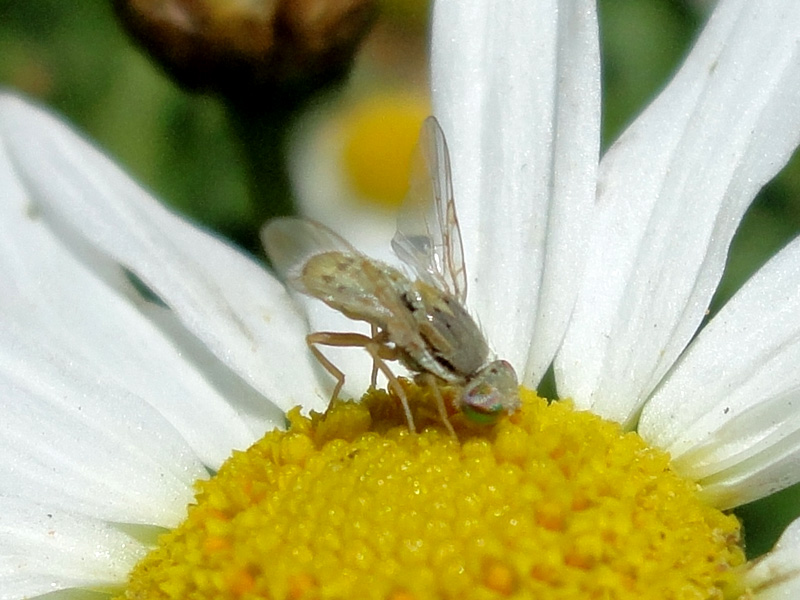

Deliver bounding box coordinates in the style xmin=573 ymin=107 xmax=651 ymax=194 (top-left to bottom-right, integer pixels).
xmin=289 ymin=88 xmax=430 ymax=255
xmin=2 ymin=0 xmax=800 ymax=599
xmin=290 ymin=0 xmax=432 ymax=254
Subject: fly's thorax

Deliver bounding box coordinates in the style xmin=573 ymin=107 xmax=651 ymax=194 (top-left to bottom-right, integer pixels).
xmin=409 ymin=280 xmax=489 ymax=378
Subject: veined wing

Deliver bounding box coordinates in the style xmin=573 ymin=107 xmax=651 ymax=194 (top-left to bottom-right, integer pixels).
xmin=391 ymin=116 xmax=468 ymax=304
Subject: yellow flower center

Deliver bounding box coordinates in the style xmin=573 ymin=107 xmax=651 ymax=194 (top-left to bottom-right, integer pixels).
xmin=340 ymin=94 xmax=429 ymax=208
xmin=118 ymin=386 xmax=749 ymax=600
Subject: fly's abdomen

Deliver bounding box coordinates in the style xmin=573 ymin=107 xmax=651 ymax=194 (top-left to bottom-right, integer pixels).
xmin=301 ymin=252 xmax=399 ymax=325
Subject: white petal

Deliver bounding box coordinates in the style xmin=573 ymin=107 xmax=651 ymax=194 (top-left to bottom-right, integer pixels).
xmin=431 ymin=0 xmax=600 ymax=385
xmin=0 ymin=322 xmax=205 ymax=527
xmin=0 ymin=136 xmax=217 ymax=526
xmin=557 ymin=0 xmax=800 ymax=425
xmin=0 ymin=497 xmax=146 ymax=599
xmin=744 ymin=516 xmax=800 ymax=599
xmin=639 ymin=235 xmax=800 ymax=509
xmin=0 ymin=93 xmax=325 ymax=414
xmin=0 ymin=140 xmax=271 ymax=466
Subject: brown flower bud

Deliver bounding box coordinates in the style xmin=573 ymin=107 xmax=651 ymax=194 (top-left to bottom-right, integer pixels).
xmin=115 ymin=0 xmax=378 ymax=108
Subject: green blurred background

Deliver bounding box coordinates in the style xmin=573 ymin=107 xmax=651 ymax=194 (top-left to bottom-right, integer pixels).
xmin=2 ymin=0 xmax=799 ymax=559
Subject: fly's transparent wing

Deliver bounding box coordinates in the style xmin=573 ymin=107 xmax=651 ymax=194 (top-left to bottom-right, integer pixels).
xmin=391 ymin=116 xmax=468 ymax=304
xmin=261 ymin=217 xmax=358 ymax=293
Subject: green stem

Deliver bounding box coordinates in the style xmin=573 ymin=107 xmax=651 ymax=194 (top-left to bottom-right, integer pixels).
xmin=226 ymin=104 xmax=298 ymax=255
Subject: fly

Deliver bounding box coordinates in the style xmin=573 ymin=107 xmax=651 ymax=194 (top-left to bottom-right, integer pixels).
xmin=262 ymin=117 xmax=520 ymax=435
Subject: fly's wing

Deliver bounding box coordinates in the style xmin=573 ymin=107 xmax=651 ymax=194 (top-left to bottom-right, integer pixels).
xmin=391 ymin=116 xmax=468 ymax=304
xmin=261 ymin=217 xmax=358 ymax=294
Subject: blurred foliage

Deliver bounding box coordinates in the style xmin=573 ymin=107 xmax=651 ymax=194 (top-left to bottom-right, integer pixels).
xmin=1 ymin=1 xmax=251 ymax=244
xmin=2 ymin=0 xmax=800 ymax=558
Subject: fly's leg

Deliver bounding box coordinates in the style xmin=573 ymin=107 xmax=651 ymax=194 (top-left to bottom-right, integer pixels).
xmin=369 ymin=324 xmax=380 ymax=388
xmin=306 ymin=332 xmax=368 ymax=404
xmin=418 ymin=372 xmax=456 ymax=439
xmin=363 ymin=343 xmax=416 ymax=434
xmin=305 ymin=331 xmax=417 ymax=433
xmin=369 ymin=328 xmax=393 ymax=388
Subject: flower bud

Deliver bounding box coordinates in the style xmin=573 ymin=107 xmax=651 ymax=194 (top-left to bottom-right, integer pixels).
xmin=115 ymin=0 xmax=378 ymax=107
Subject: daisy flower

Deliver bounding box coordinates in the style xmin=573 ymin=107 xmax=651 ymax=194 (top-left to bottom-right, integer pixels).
xmin=3 ymin=0 xmax=800 ymax=599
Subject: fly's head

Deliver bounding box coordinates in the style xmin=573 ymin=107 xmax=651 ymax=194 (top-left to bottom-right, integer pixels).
xmin=459 ymin=360 xmax=520 ymax=424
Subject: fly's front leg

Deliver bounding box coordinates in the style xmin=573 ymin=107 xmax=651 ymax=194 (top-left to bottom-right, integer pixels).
xmin=418 ymin=372 xmax=456 ymax=439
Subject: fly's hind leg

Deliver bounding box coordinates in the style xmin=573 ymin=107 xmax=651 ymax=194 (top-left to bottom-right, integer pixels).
xmin=306 ymin=331 xmax=417 ymax=433
xmin=306 ymin=331 xmax=377 ymax=406
xmin=305 ymin=332 xmax=365 ymax=405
